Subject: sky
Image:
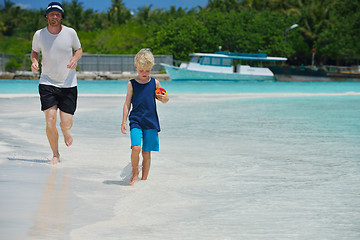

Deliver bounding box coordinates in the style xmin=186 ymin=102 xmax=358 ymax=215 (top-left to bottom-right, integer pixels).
xmin=10 ymin=0 xmax=209 ymax=12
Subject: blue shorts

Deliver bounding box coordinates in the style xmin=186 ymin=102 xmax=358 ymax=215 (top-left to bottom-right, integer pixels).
xmin=130 ymin=128 xmax=159 ymax=152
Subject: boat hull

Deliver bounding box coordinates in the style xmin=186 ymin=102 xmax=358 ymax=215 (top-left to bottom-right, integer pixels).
xmin=269 ymin=66 xmax=360 ymax=81
xmin=162 ymin=64 xmax=275 ymax=81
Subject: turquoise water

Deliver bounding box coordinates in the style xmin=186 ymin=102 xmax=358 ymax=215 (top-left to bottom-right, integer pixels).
xmin=1 ymin=79 xmax=360 ymax=239
xmin=1 ymin=79 xmax=360 ymax=94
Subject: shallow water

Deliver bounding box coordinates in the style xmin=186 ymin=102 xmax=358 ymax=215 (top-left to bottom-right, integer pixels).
xmin=1 ymin=79 xmax=360 ymax=94
xmin=0 ymin=80 xmax=359 ymax=239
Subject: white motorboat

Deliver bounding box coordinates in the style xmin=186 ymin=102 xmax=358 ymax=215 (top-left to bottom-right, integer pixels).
xmin=161 ymin=51 xmax=287 ymax=81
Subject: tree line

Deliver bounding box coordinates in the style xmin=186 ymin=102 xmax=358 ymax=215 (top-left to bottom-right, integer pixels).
xmin=0 ymin=0 xmax=359 ymax=71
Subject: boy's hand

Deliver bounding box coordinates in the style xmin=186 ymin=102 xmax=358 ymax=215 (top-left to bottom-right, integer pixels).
xmin=156 ymin=93 xmax=169 ymax=103
xmin=121 ymin=123 xmax=127 ymax=134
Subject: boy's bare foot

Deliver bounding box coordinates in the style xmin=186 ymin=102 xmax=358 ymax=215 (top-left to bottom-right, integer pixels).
xmin=129 ymin=173 xmax=139 ymax=185
xmin=48 ymin=154 xmax=60 ymax=164
xmin=63 ymin=131 xmax=73 ymax=147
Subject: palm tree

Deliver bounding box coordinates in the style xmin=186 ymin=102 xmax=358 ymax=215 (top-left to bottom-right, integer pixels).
xmin=135 ymin=4 xmax=153 ymax=24
xmin=296 ymin=0 xmax=334 ymax=48
xmin=206 ymin=0 xmax=241 ymax=12
xmin=266 ymin=0 xmax=300 ymax=16
xmin=63 ymin=0 xmax=84 ymax=31
xmin=0 ymin=0 xmax=21 ymax=36
xmin=239 ymin=0 xmax=267 ymax=11
xmin=108 ymin=0 xmax=132 ymax=25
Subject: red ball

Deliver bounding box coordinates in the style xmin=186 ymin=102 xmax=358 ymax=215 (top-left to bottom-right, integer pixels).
xmin=155 ymin=88 xmax=167 ymax=100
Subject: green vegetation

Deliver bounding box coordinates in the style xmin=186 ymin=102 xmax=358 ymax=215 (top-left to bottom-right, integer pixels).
xmin=0 ymin=0 xmax=359 ymax=71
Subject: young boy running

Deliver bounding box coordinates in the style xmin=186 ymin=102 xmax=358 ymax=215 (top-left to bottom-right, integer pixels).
xmin=121 ymin=49 xmax=169 ymax=185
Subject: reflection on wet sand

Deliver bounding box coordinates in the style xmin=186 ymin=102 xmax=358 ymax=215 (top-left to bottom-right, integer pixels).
xmin=26 ymin=167 xmax=71 ymax=240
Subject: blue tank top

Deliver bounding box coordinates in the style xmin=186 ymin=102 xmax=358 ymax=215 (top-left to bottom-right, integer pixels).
xmin=129 ymin=78 xmax=160 ymax=131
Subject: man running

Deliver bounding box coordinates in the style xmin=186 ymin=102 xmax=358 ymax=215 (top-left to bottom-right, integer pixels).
xmin=31 ymin=2 xmax=82 ymax=164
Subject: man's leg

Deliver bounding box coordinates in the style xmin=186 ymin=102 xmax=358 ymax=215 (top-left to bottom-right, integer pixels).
xmin=59 ymin=110 xmax=73 ymax=147
xmin=44 ymin=106 xmax=60 ymax=164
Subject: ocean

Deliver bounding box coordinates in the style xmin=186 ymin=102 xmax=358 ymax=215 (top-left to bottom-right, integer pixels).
xmin=0 ymin=79 xmax=359 ymax=239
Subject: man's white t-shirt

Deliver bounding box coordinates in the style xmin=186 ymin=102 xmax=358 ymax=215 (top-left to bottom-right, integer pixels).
xmin=32 ymin=25 xmax=81 ymax=88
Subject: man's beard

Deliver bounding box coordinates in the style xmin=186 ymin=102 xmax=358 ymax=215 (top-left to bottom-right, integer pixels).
xmin=49 ymin=19 xmax=61 ymax=27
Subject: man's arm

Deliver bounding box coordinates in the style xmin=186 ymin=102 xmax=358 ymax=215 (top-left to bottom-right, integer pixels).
xmin=30 ymin=50 xmax=40 ymax=72
xmin=67 ymin=48 xmax=83 ymax=69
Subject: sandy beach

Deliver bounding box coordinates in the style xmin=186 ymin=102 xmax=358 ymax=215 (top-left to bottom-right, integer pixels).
xmin=0 ymin=95 xmax=130 ymax=239
xmin=1 ymin=84 xmax=360 ymax=239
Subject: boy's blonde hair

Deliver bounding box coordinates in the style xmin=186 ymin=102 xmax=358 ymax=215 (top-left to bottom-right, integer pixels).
xmin=134 ymin=48 xmax=154 ymax=69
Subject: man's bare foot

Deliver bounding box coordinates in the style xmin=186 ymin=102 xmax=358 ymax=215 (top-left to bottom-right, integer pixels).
xmin=63 ymin=131 xmax=73 ymax=147
xmin=48 ymin=154 xmax=60 ymax=164
xmin=60 ymin=122 xmax=73 ymax=147
xmin=129 ymin=173 xmax=139 ymax=185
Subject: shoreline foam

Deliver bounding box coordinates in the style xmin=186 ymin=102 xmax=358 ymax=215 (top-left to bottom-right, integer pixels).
xmin=1 ymin=91 xmax=359 ymax=100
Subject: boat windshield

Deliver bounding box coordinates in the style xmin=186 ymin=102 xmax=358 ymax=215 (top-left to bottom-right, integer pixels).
xmin=201 ymin=57 xmax=232 ymax=67
xmin=190 ymin=56 xmax=201 ymax=63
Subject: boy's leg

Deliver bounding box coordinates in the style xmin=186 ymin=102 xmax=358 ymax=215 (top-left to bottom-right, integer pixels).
xmin=130 ymin=145 xmax=141 ymax=185
xmin=141 ymin=151 xmax=151 ymax=180
xmin=130 ymin=128 xmax=143 ymax=185
xmin=141 ymin=129 xmax=159 ymax=181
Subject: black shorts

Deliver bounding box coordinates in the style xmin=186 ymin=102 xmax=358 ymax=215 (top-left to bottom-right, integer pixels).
xmin=38 ymin=84 xmax=78 ymax=115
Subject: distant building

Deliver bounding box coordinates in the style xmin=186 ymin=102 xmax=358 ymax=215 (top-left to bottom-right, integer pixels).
xmin=0 ymin=53 xmax=13 ymax=72
xmin=77 ymin=54 xmax=173 ymax=73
